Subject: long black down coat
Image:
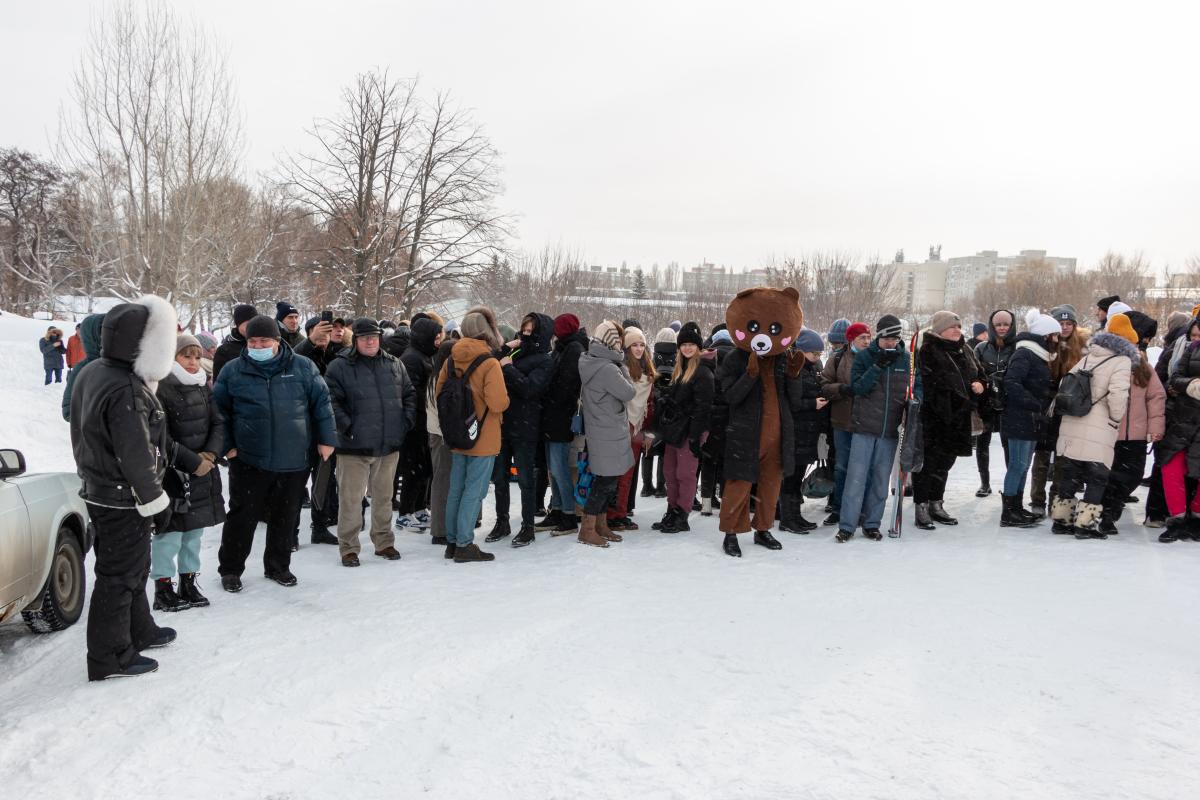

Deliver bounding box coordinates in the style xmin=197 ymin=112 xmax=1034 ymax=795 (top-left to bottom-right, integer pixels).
xmin=156 ymin=371 xmax=227 ymax=533
xmin=917 ymin=331 xmax=984 ymax=466
xmin=1158 ymin=339 xmax=1200 ymax=475
xmin=501 ymin=313 xmax=555 ymax=442
xmin=400 ymin=318 xmax=443 ymax=435
xmin=1000 ymin=333 xmax=1055 ymax=441
xmin=716 ymin=349 xmax=798 ymax=482
xmin=541 ymin=328 xmax=589 ymax=443
xmin=789 ymin=356 xmax=829 ymax=465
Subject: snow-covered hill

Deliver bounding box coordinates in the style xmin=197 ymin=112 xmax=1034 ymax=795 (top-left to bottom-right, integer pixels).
xmin=0 ymin=308 xmax=1198 ymax=800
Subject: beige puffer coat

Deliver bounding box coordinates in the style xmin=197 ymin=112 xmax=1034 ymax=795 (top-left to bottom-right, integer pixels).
xmin=1055 ymin=332 xmax=1139 ymax=468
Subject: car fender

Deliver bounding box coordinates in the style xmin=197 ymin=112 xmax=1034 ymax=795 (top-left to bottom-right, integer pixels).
xmin=15 ymin=473 xmax=90 ymax=613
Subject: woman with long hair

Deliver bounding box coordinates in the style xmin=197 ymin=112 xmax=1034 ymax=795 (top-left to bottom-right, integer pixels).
xmin=608 ymin=327 xmax=655 ymax=531
xmin=652 ymin=322 xmax=713 ymax=534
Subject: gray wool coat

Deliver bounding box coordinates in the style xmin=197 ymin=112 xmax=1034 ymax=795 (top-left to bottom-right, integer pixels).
xmin=578 ymin=340 xmax=636 ymax=477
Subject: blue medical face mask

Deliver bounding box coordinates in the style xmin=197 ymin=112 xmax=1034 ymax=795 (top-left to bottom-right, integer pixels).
xmin=248 ymin=346 xmax=276 ymax=362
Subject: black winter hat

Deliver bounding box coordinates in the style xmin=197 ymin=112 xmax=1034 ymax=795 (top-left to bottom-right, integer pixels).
xmin=275 ymin=300 xmax=299 ymax=322
xmin=876 ymin=314 xmax=903 ymax=339
xmin=233 ymin=303 xmax=257 ymax=327
xmin=352 ymin=317 xmax=384 ymax=338
xmin=245 ymin=315 xmax=281 ymax=341
xmin=1097 ymin=295 xmax=1121 ymax=312
xmin=1125 ymin=310 xmax=1158 ymax=344
xmin=676 ymin=321 xmax=704 ymax=348
xmin=622 ymin=318 xmax=641 ymax=331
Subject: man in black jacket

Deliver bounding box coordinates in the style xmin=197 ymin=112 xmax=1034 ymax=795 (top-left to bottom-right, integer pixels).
xmin=275 ymin=300 xmax=304 ymax=349
xmin=487 ymin=312 xmax=555 ymax=546
xmin=324 ymin=318 xmax=416 ymax=567
xmin=212 ymin=303 xmax=257 ymax=380
xmin=294 ymin=316 xmax=344 ymax=544
xmin=295 ymin=316 xmax=341 ymax=376
xmin=537 ymin=313 xmax=588 ymax=534
xmin=70 ymin=295 xmax=180 ymax=681
xmin=395 ymin=317 xmax=443 ymax=532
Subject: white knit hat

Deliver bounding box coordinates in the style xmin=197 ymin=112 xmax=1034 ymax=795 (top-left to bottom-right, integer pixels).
xmin=1107 ymin=300 xmax=1133 ymax=318
xmin=1026 ymin=308 xmax=1061 ymax=337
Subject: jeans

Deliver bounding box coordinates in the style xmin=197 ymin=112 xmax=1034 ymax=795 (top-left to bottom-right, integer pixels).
xmin=1003 ymin=438 xmax=1037 ymax=498
xmin=44 ymin=367 xmax=62 ymax=384
xmin=446 ymin=453 xmax=495 ymax=546
xmin=150 ymin=529 xmax=203 ymax=580
xmin=838 ymin=433 xmax=898 ymax=533
xmin=546 ymin=441 xmax=574 ymax=513
xmin=975 ymin=427 xmax=1010 ymax=483
xmin=831 ymin=428 xmax=853 ymax=510
xmin=493 ymin=439 xmax=539 ymax=526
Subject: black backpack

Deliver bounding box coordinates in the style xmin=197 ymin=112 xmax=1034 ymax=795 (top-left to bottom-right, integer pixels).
xmin=437 ymin=354 xmax=492 ymax=449
xmin=1054 ymin=354 xmax=1118 ymax=417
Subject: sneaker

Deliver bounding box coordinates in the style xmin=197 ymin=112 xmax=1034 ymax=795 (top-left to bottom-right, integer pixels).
xmin=1144 ymin=518 xmax=1165 ymax=529
xmin=414 ymin=509 xmax=432 ymax=527
xmin=89 ymin=654 xmax=159 ymax=681
xmin=551 ymin=514 xmax=579 ymax=536
xmin=395 ymin=514 xmax=425 ymax=533
xmin=534 ymin=509 xmax=563 ymax=531
xmin=139 ymin=627 xmax=177 ymax=649
xmin=265 ymin=570 xmax=298 ymax=587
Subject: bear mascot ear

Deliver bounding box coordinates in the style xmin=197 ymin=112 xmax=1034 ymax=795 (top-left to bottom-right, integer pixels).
xmin=724 ymin=286 xmax=805 ymax=358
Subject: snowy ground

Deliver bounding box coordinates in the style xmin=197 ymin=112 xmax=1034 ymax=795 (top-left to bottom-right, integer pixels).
xmin=1 ymin=309 xmax=1199 ymax=800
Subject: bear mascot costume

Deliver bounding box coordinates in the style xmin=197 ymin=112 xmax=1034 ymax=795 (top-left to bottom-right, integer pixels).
xmin=715 ymin=286 xmax=805 ymax=557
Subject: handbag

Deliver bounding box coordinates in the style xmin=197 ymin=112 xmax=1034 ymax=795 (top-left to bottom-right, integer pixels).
xmin=573 ymin=447 xmax=594 ymax=509
xmin=801 ymin=461 xmax=836 ymax=499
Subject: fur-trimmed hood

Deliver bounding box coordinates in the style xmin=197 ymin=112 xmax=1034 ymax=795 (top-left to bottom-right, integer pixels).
xmin=1088 ymin=331 xmax=1140 ymax=365
xmin=100 ymin=294 xmax=178 ymax=387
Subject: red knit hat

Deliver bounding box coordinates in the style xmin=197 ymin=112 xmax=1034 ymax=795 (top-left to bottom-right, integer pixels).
xmin=553 ymin=313 xmax=580 ymax=338
xmin=845 ymin=322 xmax=870 ymax=342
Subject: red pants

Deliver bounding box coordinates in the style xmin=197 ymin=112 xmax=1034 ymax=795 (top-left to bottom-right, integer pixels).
xmin=664 ymin=441 xmax=701 ymax=512
xmin=611 ymin=428 xmax=643 ymax=520
xmin=1161 ymin=451 xmax=1200 ymax=517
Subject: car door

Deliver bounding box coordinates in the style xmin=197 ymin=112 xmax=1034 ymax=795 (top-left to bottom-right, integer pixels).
xmin=0 ymin=479 xmax=33 ymax=618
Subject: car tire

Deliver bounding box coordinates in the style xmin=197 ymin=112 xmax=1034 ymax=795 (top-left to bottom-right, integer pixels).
xmin=21 ymin=526 xmax=86 ymax=633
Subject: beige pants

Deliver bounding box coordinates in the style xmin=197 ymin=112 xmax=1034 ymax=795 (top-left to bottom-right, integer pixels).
xmin=336 ymin=452 xmax=400 ymax=556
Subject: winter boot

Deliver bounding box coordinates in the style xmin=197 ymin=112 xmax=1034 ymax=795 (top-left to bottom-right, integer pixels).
xmin=1159 ymin=516 xmax=1187 ymax=543
xmin=341 ymin=553 xmax=361 ymax=567
xmin=89 ymin=654 xmax=159 ymax=682
xmin=1072 ymin=502 xmax=1106 ymax=539
xmin=551 ymin=514 xmax=579 ymax=536
xmin=431 ymin=534 xmax=448 ymax=545
xmin=444 ymin=542 xmax=457 ymax=559
xmin=914 ymin=503 xmax=936 ymax=530
xmin=975 ymin=477 xmax=992 ymax=498
xmin=822 ymin=511 xmax=840 ymax=526
xmin=512 ymin=524 xmax=536 ymax=548
xmin=662 ymin=507 xmax=691 ymax=533
xmin=863 ymin=528 xmax=883 ymax=541
xmin=1050 ymin=497 xmax=1078 ymax=535
xmin=577 ymin=514 xmax=610 ymax=548
xmin=374 ymin=546 xmax=402 ymax=560
xmin=534 ymin=509 xmax=563 ymax=531
xmin=485 ymin=518 xmax=511 ymax=543
xmin=753 ymin=530 xmax=783 ymax=550
xmin=1000 ymin=495 xmax=1038 ymax=528
xmin=453 ymin=543 xmax=496 ymax=562
xmin=722 ymin=533 xmax=742 ymax=558
xmin=835 ymin=528 xmax=854 ymax=543
xmin=652 ymin=507 xmax=680 ymax=531
xmin=700 ymin=497 xmax=713 ymax=516
xmin=152 ymin=578 xmax=191 ymax=612
xmin=310 ymin=524 xmax=339 ymax=545
xmin=596 ymin=515 xmax=623 ymax=543
xmin=928 ymin=501 xmax=958 ymax=525
xmin=221 ymin=575 xmax=243 ymax=593
xmin=140 ymin=626 xmax=177 ymax=649
xmin=778 ymin=494 xmax=804 ymax=533
xmin=177 ymin=573 xmax=210 ymax=608
xmin=1098 ymin=514 xmax=1118 ymax=537
xmin=265 ymin=569 xmax=298 ymax=587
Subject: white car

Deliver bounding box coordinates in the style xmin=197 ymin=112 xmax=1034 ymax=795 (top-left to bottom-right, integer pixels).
xmin=0 ymin=448 xmax=91 ymax=632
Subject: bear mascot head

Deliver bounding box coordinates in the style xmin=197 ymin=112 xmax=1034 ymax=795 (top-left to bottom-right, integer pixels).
xmin=725 ymin=286 xmax=805 ymax=358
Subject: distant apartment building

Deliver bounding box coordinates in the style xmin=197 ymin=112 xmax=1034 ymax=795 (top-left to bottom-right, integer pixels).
xmin=944 ymin=249 xmax=1076 ymax=304
xmin=886 ymin=246 xmax=949 ymax=313
xmin=682 ymin=263 xmax=772 ymax=295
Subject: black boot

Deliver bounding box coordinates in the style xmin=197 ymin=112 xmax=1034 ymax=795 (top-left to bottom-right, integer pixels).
xmin=928 ymin=501 xmax=958 ymax=525
xmin=512 ymin=524 xmax=536 ymax=548
xmin=722 ymin=533 xmax=742 ymax=557
xmin=310 ymin=524 xmax=339 ymax=545
xmin=652 ymin=507 xmax=679 ymax=531
xmin=177 ymin=573 xmax=210 ymax=608
xmin=89 ymin=654 xmax=159 ymax=681
xmin=753 ymin=530 xmax=783 ymax=550
xmin=444 ymin=542 xmax=458 ymax=559
xmin=914 ymin=503 xmax=936 ymax=530
xmin=975 ymin=478 xmax=992 ymax=498
xmin=152 ymin=577 xmax=191 ymax=612
xmin=1000 ymin=495 xmax=1038 ymax=528
xmin=1098 ymin=514 xmax=1118 ymax=537
xmin=822 ymin=511 xmax=840 ymax=526
xmin=485 ymin=518 xmax=511 ymax=543
xmin=534 ymin=509 xmax=562 ymax=531
xmin=835 ymin=528 xmax=853 ymax=543
xmin=863 ymin=528 xmax=883 ymax=541
xmin=662 ymin=507 xmax=690 ymax=533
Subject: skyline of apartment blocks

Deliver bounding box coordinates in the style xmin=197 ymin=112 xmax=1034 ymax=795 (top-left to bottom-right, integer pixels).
xmin=944 ymin=249 xmax=1077 ymax=304
xmin=682 ymin=263 xmax=771 ymax=295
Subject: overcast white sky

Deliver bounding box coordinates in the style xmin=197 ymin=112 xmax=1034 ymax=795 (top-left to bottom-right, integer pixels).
xmin=5 ymin=0 xmax=1199 ymax=272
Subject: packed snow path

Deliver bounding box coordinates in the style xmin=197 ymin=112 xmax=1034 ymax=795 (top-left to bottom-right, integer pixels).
xmin=1 ymin=311 xmax=1198 ymax=799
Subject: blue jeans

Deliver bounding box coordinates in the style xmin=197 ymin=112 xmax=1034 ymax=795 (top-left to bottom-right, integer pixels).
xmin=44 ymin=367 xmax=62 ymax=384
xmin=838 ymin=433 xmax=898 ymax=533
xmin=832 ymin=428 xmax=853 ymax=510
xmin=150 ymin=529 xmax=203 ymax=580
xmin=446 ymin=454 xmax=496 ymax=546
xmin=545 ymin=441 xmax=574 ymax=513
xmin=1003 ymin=438 xmax=1037 ymax=498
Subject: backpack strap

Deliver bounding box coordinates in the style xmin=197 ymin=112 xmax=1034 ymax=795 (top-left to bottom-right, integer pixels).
xmin=461 ymin=353 xmax=493 ymax=427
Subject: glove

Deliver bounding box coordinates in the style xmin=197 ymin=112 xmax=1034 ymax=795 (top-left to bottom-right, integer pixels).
xmin=875 ymin=348 xmax=900 ymax=367
xmin=193 ymin=458 xmax=214 ymax=477
xmin=689 ymin=438 xmax=703 ymax=459
xmin=152 ymin=506 xmax=172 ymax=534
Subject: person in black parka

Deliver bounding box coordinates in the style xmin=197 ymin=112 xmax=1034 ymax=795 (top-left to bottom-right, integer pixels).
xmin=152 ymin=334 xmax=226 ymax=612
xmin=488 ymin=312 xmax=555 ymax=545
xmin=1146 ymin=311 xmax=1195 ymax=525
xmin=699 ymin=328 xmax=735 ymax=515
xmin=394 ymin=317 xmax=444 ymax=527
xmin=212 ymin=303 xmax=258 ymax=381
xmin=973 ymin=308 xmax=1016 ymax=496
xmin=779 ymin=329 xmax=829 ymax=533
xmin=538 ymin=314 xmax=589 ymax=532
xmin=653 ymin=322 xmax=714 ymax=533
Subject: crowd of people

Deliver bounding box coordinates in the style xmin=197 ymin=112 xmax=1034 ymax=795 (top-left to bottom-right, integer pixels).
xmin=58 ymin=289 xmax=1197 ymax=681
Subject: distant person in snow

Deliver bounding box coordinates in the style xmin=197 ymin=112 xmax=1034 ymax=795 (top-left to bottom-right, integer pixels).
xmin=70 ymin=295 xmax=180 ymax=681
xmin=39 ymin=325 xmax=67 ymax=384
xmin=66 ymin=323 xmax=86 ymax=369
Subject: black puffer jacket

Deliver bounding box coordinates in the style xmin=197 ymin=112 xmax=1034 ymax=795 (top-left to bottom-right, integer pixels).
xmin=660 ymin=353 xmax=714 ymax=448
xmin=500 ymin=313 xmax=555 ymax=442
xmin=700 ymin=340 xmax=734 ymax=458
xmin=383 ymin=325 xmax=411 ymax=358
xmin=717 ymin=349 xmax=798 ymax=481
xmin=324 ymin=349 xmax=416 ymax=456
xmin=1000 ymin=333 xmax=1055 ymax=441
xmin=212 ymin=329 xmax=245 ymax=381
xmin=974 ymin=309 xmax=1016 ymax=425
xmin=400 ymin=317 xmax=442 ymax=435
xmin=156 ymin=370 xmax=227 ymax=532
xmin=1158 ymin=339 xmax=1200 ymax=475
xmin=789 ymin=356 xmax=829 ymax=464
xmin=278 ymin=323 xmax=304 ymax=350
xmin=294 ymin=337 xmax=341 ymax=376
xmin=541 ymin=328 xmax=589 ymax=443
xmin=918 ymin=332 xmax=984 ymax=460
xmin=1155 ymin=318 xmax=1191 ymax=388
xmin=70 ymin=299 xmax=175 ymax=510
